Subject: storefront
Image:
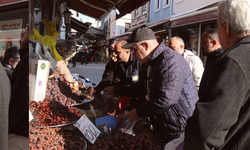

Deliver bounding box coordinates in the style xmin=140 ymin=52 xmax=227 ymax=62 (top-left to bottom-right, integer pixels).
xmin=170 ymin=8 xmax=218 ymax=65
xmin=0 ymin=0 xmax=29 ymax=56
xmin=149 ymin=21 xmax=171 ymax=45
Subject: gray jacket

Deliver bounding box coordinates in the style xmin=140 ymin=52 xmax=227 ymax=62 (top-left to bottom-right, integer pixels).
xmin=0 ymin=63 xmax=11 ymax=150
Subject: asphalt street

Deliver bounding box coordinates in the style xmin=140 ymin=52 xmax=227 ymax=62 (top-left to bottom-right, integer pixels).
xmin=68 ymin=61 xmax=106 ymax=85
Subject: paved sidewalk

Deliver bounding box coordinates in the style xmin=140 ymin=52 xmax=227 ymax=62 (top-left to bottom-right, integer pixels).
xmin=68 ymin=61 xmax=106 ymax=85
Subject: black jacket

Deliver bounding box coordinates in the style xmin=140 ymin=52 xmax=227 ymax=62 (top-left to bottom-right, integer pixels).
xmin=184 ymin=35 xmax=250 ymax=150
xmin=9 ymin=47 xmax=29 ymax=137
xmin=1 ymin=60 xmax=13 ymax=79
xmin=95 ymin=53 xmax=142 ymax=94
xmin=198 ymin=47 xmax=223 ymax=97
xmin=114 ymin=43 xmax=198 ymax=138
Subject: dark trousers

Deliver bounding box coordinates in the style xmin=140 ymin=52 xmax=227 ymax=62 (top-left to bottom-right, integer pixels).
xmin=155 ymin=130 xmax=182 ymax=150
xmin=95 ymin=57 xmax=98 ymax=63
xmin=72 ymin=56 xmax=76 ymax=66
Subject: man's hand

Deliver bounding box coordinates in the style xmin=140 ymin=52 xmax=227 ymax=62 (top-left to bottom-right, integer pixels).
xmin=127 ymin=108 xmax=140 ymax=121
xmin=116 ymin=112 xmax=125 ymax=120
xmin=104 ymin=86 xmax=114 ymax=95
xmin=113 ymin=77 xmax=120 ymax=84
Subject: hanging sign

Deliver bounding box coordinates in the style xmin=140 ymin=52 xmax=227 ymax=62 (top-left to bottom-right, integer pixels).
xmin=0 ymin=18 xmax=23 ymax=55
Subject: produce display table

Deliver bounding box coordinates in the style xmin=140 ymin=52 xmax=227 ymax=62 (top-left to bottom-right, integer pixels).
xmin=29 ymin=71 xmax=160 ymax=150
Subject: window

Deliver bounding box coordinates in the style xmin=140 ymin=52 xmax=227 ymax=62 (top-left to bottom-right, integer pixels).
xmin=142 ymin=4 xmax=147 ymax=15
xmin=163 ymin=0 xmax=170 ymax=9
xmin=154 ymin=0 xmax=160 ymax=12
xmin=134 ymin=8 xmax=139 ymax=18
xmin=125 ymin=23 xmax=130 ymax=32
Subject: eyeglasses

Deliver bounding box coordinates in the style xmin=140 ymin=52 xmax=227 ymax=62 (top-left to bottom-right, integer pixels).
xmin=131 ymin=43 xmax=143 ymax=53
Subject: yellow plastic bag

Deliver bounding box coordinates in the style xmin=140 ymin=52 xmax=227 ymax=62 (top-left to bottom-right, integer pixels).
xmin=30 ymin=28 xmax=62 ymax=61
xmin=41 ymin=19 xmax=60 ymax=38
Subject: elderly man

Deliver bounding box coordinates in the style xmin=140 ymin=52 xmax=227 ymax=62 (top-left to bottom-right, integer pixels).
xmin=169 ymin=36 xmax=204 ymax=91
xmin=199 ymin=28 xmax=223 ymax=96
xmin=184 ymin=0 xmax=250 ymax=149
xmin=8 ymin=24 xmax=29 ymax=150
xmin=105 ymin=28 xmax=198 ymax=149
xmin=1 ymin=46 xmax=20 ymax=79
xmin=95 ymin=40 xmax=142 ymax=95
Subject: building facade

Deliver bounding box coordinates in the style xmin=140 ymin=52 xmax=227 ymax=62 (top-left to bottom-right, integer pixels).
xmin=148 ymin=0 xmax=171 ymax=44
xmin=170 ymin=0 xmax=220 ymax=63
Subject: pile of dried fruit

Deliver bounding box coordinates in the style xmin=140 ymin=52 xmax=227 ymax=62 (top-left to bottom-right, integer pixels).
xmin=87 ymin=132 xmax=160 ymax=150
xmin=29 ymin=99 xmax=83 ymax=127
xmin=29 ymin=127 xmax=86 ymax=150
xmin=45 ymin=73 xmax=87 ymax=106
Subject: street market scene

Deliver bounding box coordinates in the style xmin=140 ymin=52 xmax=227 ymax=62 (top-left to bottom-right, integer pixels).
xmin=0 ymin=0 xmax=250 ymax=150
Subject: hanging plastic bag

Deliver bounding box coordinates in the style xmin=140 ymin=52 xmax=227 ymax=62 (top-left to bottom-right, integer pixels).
xmin=118 ymin=118 xmax=136 ymax=136
xmin=30 ymin=28 xmax=62 ymax=61
xmin=118 ymin=111 xmax=136 ymax=136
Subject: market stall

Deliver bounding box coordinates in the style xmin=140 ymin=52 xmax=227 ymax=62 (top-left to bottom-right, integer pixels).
xmin=29 ymin=69 xmax=160 ymax=149
xmin=29 ymin=0 xmax=159 ymax=149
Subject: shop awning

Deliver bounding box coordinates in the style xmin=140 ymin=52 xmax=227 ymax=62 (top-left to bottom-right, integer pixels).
xmin=71 ymin=17 xmax=90 ymax=33
xmin=115 ymin=32 xmax=132 ymax=41
xmin=67 ymin=0 xmax=149 ymax=20
xmin=128 ymin=23 xmax=146 ymax=32
xmin=170 ymin=3 xmax=218 ymax=28
xmin=171 ymin=10 xmax=217 ymax=28
xmin=0 ymin=0 xmax=27 ymax=6
xmin=0 ymin=0 xmax=28 ymax=13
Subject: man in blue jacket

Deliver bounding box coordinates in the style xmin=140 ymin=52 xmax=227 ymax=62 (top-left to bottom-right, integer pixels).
xmin=105 ymin=27 xmax=198 ymax=149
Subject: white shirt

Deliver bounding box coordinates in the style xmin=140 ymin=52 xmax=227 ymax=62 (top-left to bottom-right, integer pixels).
xmin=183 ymin=50 xmax=204 ymax=91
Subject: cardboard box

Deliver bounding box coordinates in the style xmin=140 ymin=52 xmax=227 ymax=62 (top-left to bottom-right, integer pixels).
xmin=29 ymin=58 xmax=50 ymax=102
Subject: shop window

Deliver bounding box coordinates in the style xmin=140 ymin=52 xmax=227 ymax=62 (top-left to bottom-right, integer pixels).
xmin=163 ymin=0 xmax=170 ymax=9
xmin=173 ymin=27 xmax=199 ymax=55
xmin=142 ymin=4 xmax=147 ymax=15
xmin=125 ymin=23 xmax=130 ymax=32
xmin=155 ymin=0 xmax=160 ymax=12
xmin=134 ymin=8 xmax=139 ymax=18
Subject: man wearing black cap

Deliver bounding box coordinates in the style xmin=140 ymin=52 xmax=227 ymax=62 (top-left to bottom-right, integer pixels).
xmin=105 ymin=27 xmax=198 ymax=149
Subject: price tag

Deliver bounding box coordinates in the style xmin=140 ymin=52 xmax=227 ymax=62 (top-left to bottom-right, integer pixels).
xmin=29 ymin=110 xmax=34 ymax=122
xmin=76 ymin=114 xmax=101 ymax=144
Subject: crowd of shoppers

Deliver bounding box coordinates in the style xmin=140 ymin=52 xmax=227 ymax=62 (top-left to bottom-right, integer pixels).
xmin=0 ymin=0 xmax=249 ymax=150
xmin=103 ymin=0 xmax=250 ymax=150
xmin=184 ymin=0 xmax=250 ymax=149
xmin=105 ymin=27 xmax=199 ymax=149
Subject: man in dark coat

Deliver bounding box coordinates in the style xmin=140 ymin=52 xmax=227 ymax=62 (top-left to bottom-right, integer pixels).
xmin=184 ymin=0 xmax=250 ymax=149
xmin=8 ymin=24 xmax=29 ymax=150
xmin=105 ymin=28 xmax=198 ymax=149
xmin=199 ymin=28 xmax=223 ymax=97
xmin=94 ymin=51 xmax=100 ymax=63
xmin=1 ymin=46 xmax=20 ymax=79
